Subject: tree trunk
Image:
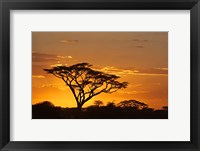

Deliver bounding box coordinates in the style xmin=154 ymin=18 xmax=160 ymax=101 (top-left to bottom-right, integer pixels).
xmin=77 ymin=103 xmax=83 ymax=110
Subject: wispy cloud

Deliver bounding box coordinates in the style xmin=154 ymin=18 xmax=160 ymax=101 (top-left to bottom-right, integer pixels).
xmin=133 ymin=39 xmax=140 ymax=41
xmin=118 ymin=90 xmax=149 ymax=95
xmin=133 ymin=39 xmax=148 ymax=42
xmin=32 ymin=52 xmax=58 ymax=63
xmin=93 ymin=65 xmax=168 ymax=77
xmin=131 ymin=38 xmax=149 ymax=48
xmin=130 ymin=84 xmax=143 ymax=88
xmin=155 ymin=68 xmax=168 ymax=70
xmin=32 ymin=75 xmax=45 ymax=78
xmin=40 ymin=84 xmax=67 ymax=90
xmin=60 ymin=40 xmax=79 ymax=44
xmin=138 ymin=68 xmax=168 ymax=75
xmin=93 ymin=66 xmax=138 ymax=76
xmin=32 ymin=53 xmax=76 ymax=66
xmin=136 ymin=46 xmax=144 ymax=48
xmin=57 ymin=55 xmax=73 ymax=59
xmin=133 ymin=73 xmax=167 ymax=76
xmin=50 ymin=64 xmax=67 ymax=67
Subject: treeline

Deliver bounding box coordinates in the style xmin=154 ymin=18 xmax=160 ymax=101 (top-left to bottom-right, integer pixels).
xmin=32 ymin=100 xmax=168 ymax=119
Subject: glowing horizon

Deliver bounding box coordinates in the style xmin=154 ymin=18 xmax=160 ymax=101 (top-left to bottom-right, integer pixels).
xmin=32 ymin=32 xmax=168 ymax=109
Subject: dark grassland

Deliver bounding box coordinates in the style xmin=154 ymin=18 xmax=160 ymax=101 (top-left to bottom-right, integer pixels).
xmin=32 ymin=101 xmax=168 ymax=119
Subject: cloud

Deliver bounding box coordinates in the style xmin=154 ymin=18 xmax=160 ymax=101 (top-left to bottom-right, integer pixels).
xmin=57 ymin=55 xmax=73 ymax=59
xmin=50 ymin=64 xmax=66 ymax=67
xmin=32 ymin=53 xmax=75 ymax=66
xmin=93 ymin=66 xmax=137 ymax=76
xmin=60 ymin=40 xmax=79 ymax=44
xmin=50 ymin=56 xmax=78 ymax=67
xmin=39 ymin=84 xmax=67 ymax=90
xmin=118 ymin=90 xmax=149 ymax=95
xmin=155 ymin=68 xmax=168 ymax=70
xmin=32 ymin=52 xmax=58 ymax=63
xmin=133 ymin=73 xmax=167 ymax=76
xmin=130 ymin=84 xmax=143 ymax=88
xmin=152 ymin=83 xmax=161 ymax=86
xmin=127 ymin=68 xmax=168 ymax=76
xmin=32 ymin=75 xmax=45 ymax=78
xmin=132 ymin=38 xmax=149 ymax=48
xmin=132 ymin=39 xmax=149 ymax=42
xmin=136 ymin=46 xmax=144 ymax=48
xmin=93 ymin=65 xmax=168 ymax=77
xmin=138 ymin=68 xmax=168 ymax=75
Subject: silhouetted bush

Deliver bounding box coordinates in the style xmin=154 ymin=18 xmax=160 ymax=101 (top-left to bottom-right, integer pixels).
xmin=32 ymin=100 xmax=168 ymax=119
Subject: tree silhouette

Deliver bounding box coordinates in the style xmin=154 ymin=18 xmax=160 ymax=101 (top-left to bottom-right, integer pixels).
xmin=44 ymin=63 xmax=128 ymax=109
xmin=106 ymin=102 xmax=116 ymax=108
xmin=118 ymin=100 xmax=148 ymax=110
xmin=34 ymin=101 xmax=55 ymax=108
xmin=162 ymin=106 xmax=168 ymax=110
xmin=93 ymin=100 xmax=104 ymax=107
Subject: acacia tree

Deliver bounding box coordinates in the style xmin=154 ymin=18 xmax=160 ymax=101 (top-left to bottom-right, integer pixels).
xmin=118 ymin=100 xmax=148 ymax=109
xmin=93 ymin=100 xmax=104 ymax=107
xmin=44 ymin=63 xmax=128 ymax=109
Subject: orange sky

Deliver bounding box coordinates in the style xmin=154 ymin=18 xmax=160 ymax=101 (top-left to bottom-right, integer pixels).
xmin=32 ymin=32 xmax=168 ymax=109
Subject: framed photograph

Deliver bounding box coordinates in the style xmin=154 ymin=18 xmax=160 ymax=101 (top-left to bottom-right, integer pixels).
xmin=0 ymin=0 xmax=199 ymax=150
xmin=32 ymin=31 xmax=168 ymax=119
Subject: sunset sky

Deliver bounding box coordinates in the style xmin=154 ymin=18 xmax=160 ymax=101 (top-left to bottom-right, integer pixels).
xmin=32 ymin=32 xmax=168 ymax=109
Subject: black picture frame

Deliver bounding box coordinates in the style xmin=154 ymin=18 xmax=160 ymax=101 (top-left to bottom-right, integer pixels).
xmin=0 ymin=0 xmax=199 ymax=150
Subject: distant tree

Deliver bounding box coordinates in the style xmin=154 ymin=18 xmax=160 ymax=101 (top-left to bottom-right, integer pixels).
xmin=162 ymin=106 xmax=168 ymax=110
xmin=32 ymin=101 xmax=59 ymax=119
xmin=44 ymin=63 xmax=128 ymax=109
xmin=34 ymin=101 xmax=55 ymax=108
xmin=106 ymin=102 xmax=116 ymax=108
xmin=93 ymin=100 xmax=104 ymax=107
xmin=118 ymin=100 xmax=148 ymax=109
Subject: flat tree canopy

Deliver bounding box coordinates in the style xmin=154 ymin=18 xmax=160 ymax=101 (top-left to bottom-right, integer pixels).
xmin=118 ymin=100 xmax=148 ymax=109
xmin=44 ymin=63 xmax=128 ymax=109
